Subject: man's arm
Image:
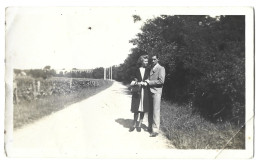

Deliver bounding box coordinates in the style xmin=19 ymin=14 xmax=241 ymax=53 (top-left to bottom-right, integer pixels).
xmin=148 ymin=67 xmax=165 ymax=86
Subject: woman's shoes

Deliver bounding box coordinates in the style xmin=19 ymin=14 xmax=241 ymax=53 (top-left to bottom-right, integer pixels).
xmin=129 ymin=127 xmax=135 ymax=132
xmin=129 ymin=126 xmax=142 ymax=132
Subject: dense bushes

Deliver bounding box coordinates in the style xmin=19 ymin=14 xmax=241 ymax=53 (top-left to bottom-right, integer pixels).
xmin=114 ymin=15 xmax=245 ymax=125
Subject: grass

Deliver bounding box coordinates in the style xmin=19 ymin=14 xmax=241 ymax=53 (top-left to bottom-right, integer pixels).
xmin=160 ymin=100 xmax=245 ymax=149
xmin=14 ymin=79 xmax=113 ymax=129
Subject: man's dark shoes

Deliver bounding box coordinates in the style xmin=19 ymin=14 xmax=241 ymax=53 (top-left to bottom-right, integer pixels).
xmin=150 ymin=132 xmax=158 ymax=137
xmin=147 ymin=127 xmax=152 ymax=133
xmin=136 ymin=127 xmax=141 ymax=132
xmin=129 ymin=127 xmax=135 ymax=132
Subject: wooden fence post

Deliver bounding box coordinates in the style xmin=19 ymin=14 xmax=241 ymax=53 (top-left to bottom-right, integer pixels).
xmin=37 ymin=80 xmax=41 ymax=92
xmin=70 ymin=78 xmax=73 ymax=89
xmin=13 ymin=81 xmax=19 ymax=104
xmin=33 ymin=80 xmax=37 ymax=99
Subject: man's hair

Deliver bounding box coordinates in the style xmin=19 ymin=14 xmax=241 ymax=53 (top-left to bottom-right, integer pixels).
xmin=152 ymin=54 xmax=159 ymax=59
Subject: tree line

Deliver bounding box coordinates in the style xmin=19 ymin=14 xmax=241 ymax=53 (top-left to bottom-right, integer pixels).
xmin=14 ymin=66 xmax=116 ymax=79
xmin=113 ymin=15 xmax=245 ymax=125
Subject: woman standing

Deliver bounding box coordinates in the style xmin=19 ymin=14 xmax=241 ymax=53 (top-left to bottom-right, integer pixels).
xmin=129 ymin=55 xmax=150 ymax=132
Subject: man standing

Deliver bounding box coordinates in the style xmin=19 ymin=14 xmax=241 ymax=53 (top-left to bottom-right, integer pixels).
xmin=145 ymin=55 xmax=165 ymax=137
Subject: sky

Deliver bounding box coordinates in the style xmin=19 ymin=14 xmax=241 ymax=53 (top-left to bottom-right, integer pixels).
xmin=5 ymin=7 xmax=248 ymax=70
xmin=6 ymin=7 xmax=157 ymax=70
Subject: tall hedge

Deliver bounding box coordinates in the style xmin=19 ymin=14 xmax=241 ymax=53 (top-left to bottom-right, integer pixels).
xmin=115 ymin=15 xmax=245 ymax=125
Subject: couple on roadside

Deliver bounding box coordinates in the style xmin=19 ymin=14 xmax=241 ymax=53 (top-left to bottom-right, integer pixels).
xmin=129 ymin=54 xmax=165 ymax=137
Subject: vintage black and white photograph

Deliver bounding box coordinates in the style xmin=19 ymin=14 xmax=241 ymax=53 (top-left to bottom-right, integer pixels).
xmin=4 ymin=6 xmax=254 ymax=158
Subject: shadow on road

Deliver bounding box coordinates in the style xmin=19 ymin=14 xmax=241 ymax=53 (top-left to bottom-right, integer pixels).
xmin=115 ymin=118 xmax=149 ymax=131
xmin=111 ymin=87 xmax=131 ymax=95
xmin=121 ymin=88 xmax=132 ymax=95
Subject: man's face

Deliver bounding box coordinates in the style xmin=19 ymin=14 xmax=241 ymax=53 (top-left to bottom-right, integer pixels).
xmin=151 ymin=56 xmax=158 ymax=66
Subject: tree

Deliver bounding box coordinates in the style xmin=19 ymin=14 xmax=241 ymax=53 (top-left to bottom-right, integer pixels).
xmin=115 ymin=15 xmax=245 ymax=124
xmin=59 ymin=71 xmax=64 ymax=77
xmin=14 ymin=69 xmax=22 ymax=75
xmin=43 ymin=65 xmax=51 ymax=70
xmin=92 ymin=67 xmax=104 ymax=79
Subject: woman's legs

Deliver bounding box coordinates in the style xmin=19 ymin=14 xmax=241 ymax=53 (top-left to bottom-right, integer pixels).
xmin=129 ymin=112 xmax=138 ymax=132
xmin=129 ymin=112 xmax=145 ymax=132
xmin=138 ymin=112 xmax=145 ymax=127
xmin=133 ymin=113 xmax=138 ymax=127
xmin=136 ymin=112 xmax=144 ymax=132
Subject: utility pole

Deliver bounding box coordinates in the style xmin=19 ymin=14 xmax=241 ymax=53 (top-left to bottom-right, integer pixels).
xmin=111 ymin=66 xmax=113 ymax=80
xmin=108 ymin=66 xmax=111 ymax=80
xmin=104 ymin=67 xmax=106 ymax=80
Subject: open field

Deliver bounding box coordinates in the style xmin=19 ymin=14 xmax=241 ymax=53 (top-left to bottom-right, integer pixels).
xmin=13 ymin=77 xmax=113 ymax=129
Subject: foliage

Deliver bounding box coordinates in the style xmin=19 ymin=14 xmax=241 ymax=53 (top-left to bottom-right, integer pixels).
xmin=92 ymin=67 xmax=104 ymax=79
xmin=114 ymin=15 xmax=245 ymax=124
xmin=43 ymin=65 xmax=51 ymax=70
xmin=160 ymin=101 xmax=245 ymax=149
xmin=15 ymin=67 xmax=107 ymax=79
xmin=14 ymin=77 xmax=101 ymax=102
xmin=70 ymin=71 xmax=93 ymax=78
xmin=22 ymin=69 xmax=56 ymax=79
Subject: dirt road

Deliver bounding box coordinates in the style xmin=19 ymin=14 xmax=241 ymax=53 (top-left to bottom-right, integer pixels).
xmin=9 ymin=81 xmax=174 ymax=158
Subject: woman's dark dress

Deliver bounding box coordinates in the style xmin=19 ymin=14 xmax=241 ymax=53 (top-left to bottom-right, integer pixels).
xmin=130 ymin=67 xmax=150 ymax=113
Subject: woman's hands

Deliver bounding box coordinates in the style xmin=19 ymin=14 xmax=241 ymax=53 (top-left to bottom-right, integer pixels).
xmin=130 ymin=81 xmax=137 ymax=86
xmin=139 ymin=81 xmax=148 ymax=86
xmin=131 ymin=80 xmax=148 ymax=86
